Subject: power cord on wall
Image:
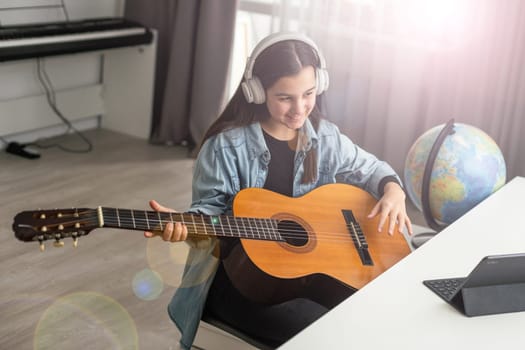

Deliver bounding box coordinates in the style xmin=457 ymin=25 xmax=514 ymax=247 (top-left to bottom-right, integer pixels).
xmin=23 ymin=58 xmax=94 ymax=154
xmin=3 ymin=58 xmax=93 ymax=159
xmin=2 ymin=2 xmax=92 ymax=159
xmin=60 ymin=0 xmax=70 ymax=21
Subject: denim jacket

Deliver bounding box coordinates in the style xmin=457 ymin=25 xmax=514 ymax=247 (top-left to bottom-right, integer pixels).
xmin=168 ymin=118 xmax=400 ymax=349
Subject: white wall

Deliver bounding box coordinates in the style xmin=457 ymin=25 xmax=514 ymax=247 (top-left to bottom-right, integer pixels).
xmin=0 ymin=0 xmax=125 ymax=25
xmin=0 ymin=0 xmax=125 ymax=144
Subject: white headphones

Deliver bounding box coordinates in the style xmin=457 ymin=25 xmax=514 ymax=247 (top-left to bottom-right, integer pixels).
xmin=241 ymin=32 xmax=330 ymax=104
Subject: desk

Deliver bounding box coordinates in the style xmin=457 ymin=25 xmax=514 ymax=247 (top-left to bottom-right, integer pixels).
xmin=279 ymin=176 xmax=525 ymax=350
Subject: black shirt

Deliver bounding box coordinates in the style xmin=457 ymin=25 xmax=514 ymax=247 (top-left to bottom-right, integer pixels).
xmin=262 ymin=129 xmax=296 ymax=196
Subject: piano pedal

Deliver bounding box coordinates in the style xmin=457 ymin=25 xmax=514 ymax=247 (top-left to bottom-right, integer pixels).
xmin=6 ymin=142 xmax=41 ymax=159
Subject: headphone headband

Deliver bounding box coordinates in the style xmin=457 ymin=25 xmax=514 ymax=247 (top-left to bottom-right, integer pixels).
xmin=243 ymin=32 xmax=327 ymax=81
xmin=241 ymin=32 xmax=329 ymax=104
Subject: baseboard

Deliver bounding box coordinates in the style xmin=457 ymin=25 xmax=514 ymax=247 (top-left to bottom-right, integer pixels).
xmin=0 ymin=115 xmax=99 ymax=148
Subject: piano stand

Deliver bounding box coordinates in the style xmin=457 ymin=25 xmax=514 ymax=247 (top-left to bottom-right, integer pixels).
xmin=99 ymin=32 xmax=156 ymax=139
xmin=0 ymin=20 xmax=157 ymax=141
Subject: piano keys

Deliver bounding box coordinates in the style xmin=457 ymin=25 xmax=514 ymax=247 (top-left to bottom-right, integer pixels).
xmin=0 ymin=17 xmax=153 ymax=61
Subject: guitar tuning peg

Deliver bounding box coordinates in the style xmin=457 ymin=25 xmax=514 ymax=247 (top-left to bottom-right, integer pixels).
xmin=73 ymin=237 xmax=79 ymax=248
xmin=53 ymin=240 xmax=65 ymax=248
xmin=37 ymin=235 xmax=45 ymax=252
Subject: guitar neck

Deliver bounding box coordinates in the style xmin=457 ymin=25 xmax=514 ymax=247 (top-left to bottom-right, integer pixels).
xmin=99 ymin=207 xmax=284 ymax=242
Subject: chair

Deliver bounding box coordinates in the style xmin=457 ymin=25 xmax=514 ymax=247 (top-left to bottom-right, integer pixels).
xmin=192 ymin=310 xmax=275 ymax=350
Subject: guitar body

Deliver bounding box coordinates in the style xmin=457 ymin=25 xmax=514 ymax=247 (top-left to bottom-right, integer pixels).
xmin=223 ymin=183 xmax=411 ymax=306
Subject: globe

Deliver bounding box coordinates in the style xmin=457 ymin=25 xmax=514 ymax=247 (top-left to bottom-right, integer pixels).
xmin=404 ymin=121 xmax=506 ymax=228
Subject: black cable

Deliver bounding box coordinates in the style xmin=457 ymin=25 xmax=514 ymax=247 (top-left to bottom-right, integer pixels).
xmin=29 ymin=58 xmax=93 ymax=153
xmin=40 ymin=59 xmax=56 ymax=105
xmin=61 ymin=0 xmax=70 ymax=21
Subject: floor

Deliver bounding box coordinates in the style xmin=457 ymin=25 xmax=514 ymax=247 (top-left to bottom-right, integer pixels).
xmin=0 ymin=128 xmax=428 ymax=350
xmin=1 ymin=129 xmax=194 ymax=350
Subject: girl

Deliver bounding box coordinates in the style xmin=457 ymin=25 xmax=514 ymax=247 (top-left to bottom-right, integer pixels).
xmin=146 ymin=32 xmax=412 ymax=350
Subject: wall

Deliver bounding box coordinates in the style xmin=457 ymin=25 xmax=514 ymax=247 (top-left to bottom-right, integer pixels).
xmin=0 ymin=0 xmax=125 ymax=145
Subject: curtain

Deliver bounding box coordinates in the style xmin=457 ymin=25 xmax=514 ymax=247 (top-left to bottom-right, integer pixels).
xmin=125 ymin=0 xmax=238 ymax=147
xmin=266 ymin=0 xmax=525 ymax=180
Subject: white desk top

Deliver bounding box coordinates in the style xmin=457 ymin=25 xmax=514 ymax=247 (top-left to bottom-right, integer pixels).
xmin=280 ymin=176 xmax=525 ymax=350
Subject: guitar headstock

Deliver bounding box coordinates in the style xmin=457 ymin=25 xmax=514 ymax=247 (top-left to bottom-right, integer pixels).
xmin=12 ymin=208 xmax=99 ymax=251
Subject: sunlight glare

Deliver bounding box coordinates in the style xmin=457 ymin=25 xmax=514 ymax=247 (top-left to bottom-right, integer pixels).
xmin=395 ymin=0 xmax=469 ymax=48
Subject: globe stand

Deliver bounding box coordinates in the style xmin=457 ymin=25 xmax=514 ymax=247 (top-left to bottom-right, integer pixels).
xmin=411 ymin=118 xmax=456 ymax=249
xmin=410 ymin=232 xmax=439 ymax=248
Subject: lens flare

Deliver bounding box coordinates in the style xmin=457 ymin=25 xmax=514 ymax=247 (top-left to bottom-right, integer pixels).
xmin=132 ymin=268 xmax=164 ymax=301
xmin=146 ymin=237 xmax=219 ymax=289
xmin=34 ymin=292 xmax=138 ymax=350
xmin=145 ymin=237 xmax=189 ymax=287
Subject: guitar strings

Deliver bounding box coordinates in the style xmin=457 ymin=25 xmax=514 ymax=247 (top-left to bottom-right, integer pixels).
xmin=84 ymin=215 xmax=360 ymax=241
xmin=47 ymin=218 xmax=366 ymax=242
xmin=40 ymin=210 xmax=372 ymax=241
xmin=47 ymin=209 xmax=375 ymax=243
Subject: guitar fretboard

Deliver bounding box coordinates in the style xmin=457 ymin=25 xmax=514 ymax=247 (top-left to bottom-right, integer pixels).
xmin=100 ymin=207 xmax=284 ymax=242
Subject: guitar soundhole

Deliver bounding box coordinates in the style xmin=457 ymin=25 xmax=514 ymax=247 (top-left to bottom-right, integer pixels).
xmin=278 ymin=220 xmax=308 ymax=247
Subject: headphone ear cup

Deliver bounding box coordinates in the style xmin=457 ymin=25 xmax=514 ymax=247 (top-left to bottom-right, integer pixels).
xmin=316 ymin=68 xmax=329 ymax=95
xmin=241 ymin=80 xmax=255 ymax=103
xmin=242 ymin=76 xmax=266 ymax=104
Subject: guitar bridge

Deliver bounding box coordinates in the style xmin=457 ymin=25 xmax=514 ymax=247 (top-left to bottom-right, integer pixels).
xmin=342 ymin=209 xmax=373 ymax=266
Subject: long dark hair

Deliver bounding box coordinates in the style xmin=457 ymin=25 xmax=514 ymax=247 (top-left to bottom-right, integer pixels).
xmin=201 ymin=38 xmax=328 ymax=183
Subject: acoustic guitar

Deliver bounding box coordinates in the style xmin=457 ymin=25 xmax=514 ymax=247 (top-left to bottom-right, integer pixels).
xmin=12 ymin=183 xmax=411 ymax=307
